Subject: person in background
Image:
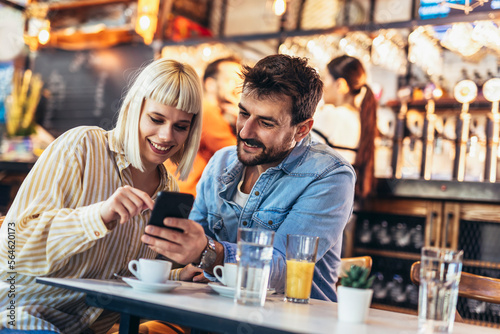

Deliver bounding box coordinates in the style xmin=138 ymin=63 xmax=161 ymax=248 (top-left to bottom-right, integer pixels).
xmin=168 ymin=57 xmax=242 ymax=197
xmin=143 ymin=54 xmax=356 ymax=303
xmin=0 ymin=58 xmax=203 ymax=334
xmin=312 ymin=55 xmax=377 ymax=199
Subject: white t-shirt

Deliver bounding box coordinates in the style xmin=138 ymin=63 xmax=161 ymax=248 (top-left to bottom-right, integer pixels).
xmin=312 ymin=104 xmax=360 ymax=165
xmin=233 ymin=170 xmax=250 ymax=207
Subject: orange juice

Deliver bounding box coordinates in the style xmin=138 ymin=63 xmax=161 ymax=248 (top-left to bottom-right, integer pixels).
xmin=286 ymin=259 xmax=315 ymax=300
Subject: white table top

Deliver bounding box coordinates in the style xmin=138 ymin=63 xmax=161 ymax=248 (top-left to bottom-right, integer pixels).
xmin=36 ymin=277 xmax=499 ymax=334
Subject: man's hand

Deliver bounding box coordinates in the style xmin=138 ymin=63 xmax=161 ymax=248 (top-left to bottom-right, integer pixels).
xmin=141 ymin=218 xmax=207 ymax=265
xmin=99 ymin=186 xmax=154 ymax=229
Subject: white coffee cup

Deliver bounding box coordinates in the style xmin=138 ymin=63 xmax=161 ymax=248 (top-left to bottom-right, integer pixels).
xmin=128 ymin=259 xmax=172 ymax=284
xmin=213 ymin=263 xmax=237 ymax=288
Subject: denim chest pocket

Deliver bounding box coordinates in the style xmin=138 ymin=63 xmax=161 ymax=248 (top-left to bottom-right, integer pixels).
xmin=207 ymin=212 xmax=229 ymax=240
xmin=252 ymin=210 xmax=288 ymax=231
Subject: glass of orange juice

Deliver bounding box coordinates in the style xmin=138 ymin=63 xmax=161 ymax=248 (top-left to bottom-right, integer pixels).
xmin=285 ymin=234 xmax=319 ymax=304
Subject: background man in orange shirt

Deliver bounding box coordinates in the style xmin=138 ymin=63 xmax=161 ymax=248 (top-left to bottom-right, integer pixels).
xmin=168 ymin=57 xmax=242 ymax=196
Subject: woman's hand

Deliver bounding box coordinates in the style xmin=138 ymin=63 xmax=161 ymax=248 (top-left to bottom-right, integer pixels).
xmin=99 ymin=185 xmax=154 ymax=229
xmin=179 ymin=264 xmax=210 ymax=282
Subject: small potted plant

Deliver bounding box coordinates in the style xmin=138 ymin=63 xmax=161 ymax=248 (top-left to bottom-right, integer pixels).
xmin=337 ymin=265 xmax=375 ymax=323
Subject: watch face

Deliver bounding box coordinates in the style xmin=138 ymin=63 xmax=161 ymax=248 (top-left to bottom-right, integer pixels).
xmin=201 ymin=248 xmax=217 ymax=269
xmin=197 ymin=237 xmax=217 ymax=269
xmin=198 ymin=248 xmax=216 ymax=269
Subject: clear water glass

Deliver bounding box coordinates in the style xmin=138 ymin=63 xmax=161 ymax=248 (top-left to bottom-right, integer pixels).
xmin=235 ymin=228 xmax=274 ymax=307
xmin=418 ymin=247 xmax=463 ymax=334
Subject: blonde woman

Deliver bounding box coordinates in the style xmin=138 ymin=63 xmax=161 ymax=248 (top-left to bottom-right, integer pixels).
xmin=0 ymin=59 xmax=202 ymax=334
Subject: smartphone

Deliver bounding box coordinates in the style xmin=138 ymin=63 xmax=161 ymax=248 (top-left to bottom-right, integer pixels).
xmin=147 ymin=191 xmax=195 ymax=231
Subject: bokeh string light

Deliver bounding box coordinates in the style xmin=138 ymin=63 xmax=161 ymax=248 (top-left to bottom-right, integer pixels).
xmin=371 ymin=30 xmax=408 ymax=75
xmin=408 ymin=26 xmax=443 ymax=77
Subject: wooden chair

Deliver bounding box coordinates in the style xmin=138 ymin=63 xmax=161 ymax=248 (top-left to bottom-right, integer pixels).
xmin=339 ymin=256 xmax=373 ymax=278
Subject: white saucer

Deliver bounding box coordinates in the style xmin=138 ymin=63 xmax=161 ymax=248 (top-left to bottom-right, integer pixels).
xmin=208 ymin=282 xmax=236 ymax=298
xmin=122 ymin=277 xmax=181 ymax=293
xmin=208 ymin=282 xmax=276 ymax=298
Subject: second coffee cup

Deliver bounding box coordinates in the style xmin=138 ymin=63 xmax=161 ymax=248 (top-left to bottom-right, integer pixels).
xmin=213 ymin=263 xmax=237 ymax=288
xmin=128 ymin=259 xmax=172 ymax=284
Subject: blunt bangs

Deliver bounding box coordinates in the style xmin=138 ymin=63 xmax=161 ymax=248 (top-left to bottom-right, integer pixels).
xmin=146 ymin=63 xmax=202 ymax=116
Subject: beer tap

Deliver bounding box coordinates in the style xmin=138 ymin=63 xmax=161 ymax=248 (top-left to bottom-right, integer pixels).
xmin=482 ymin=78 xmax=500 ymax=182
xmin=392 ymin=87 xmax=412 ymax=179
xmin=452 ymin=80 xmax=477 ymax=181
xmin=420 ymin=84 xmax=443 ymax=180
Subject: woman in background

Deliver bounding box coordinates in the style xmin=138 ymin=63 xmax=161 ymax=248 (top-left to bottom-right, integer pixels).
xmin=313 ymin=55 xmax=377 ymax=199
xmin=0 ymin=58 xmax=202 ymax=334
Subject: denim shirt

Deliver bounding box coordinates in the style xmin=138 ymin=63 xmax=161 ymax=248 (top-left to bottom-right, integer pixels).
xmin=190 ymin=134 xmax=355 ymax=302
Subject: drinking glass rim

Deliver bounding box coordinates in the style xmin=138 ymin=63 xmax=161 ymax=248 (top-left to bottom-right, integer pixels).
xmin=421 ymin=246 xmax=463 ymax=254
xmin=421 ymin=246 xmax=464 ymax=260
xmin=287 ymin=234 xmax=319 ymax=241
xmin=237 ymin=227 xmax=275 ymax=245
xmin=237 ymin=227 xmax=275 ymax=235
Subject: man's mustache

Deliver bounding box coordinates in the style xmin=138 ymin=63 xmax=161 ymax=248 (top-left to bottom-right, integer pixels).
xmin=237 ymin=135 xmax=265 ymax=148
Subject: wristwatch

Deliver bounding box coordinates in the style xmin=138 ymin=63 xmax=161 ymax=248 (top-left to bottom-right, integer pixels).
xmin=193 ymin=235 xmax=217 ymax=269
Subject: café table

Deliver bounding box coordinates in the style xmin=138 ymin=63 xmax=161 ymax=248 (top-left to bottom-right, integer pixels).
xmin=36 ymin=277 xmax=499 ymax=334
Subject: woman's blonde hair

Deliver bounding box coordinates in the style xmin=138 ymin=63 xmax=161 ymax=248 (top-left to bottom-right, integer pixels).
xmin=113 ymin=58 xmax=202 ymax=180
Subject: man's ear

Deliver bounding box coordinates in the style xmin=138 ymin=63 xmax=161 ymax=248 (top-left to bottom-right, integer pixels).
xmin=294 ymin=118 xmax=314 ymax=142
xmin=337 ymin=77 xmax=350 ymax=95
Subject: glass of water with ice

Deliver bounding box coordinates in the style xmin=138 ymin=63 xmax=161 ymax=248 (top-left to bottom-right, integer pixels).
xmin=418 ymin=247 xmax=463 ymax=334
xmin=235 ymin=228 xmax=275 ymax=307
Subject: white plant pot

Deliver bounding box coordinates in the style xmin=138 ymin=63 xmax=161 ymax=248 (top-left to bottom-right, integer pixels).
xmin=337 ymin=286 xmax=374 ymax=323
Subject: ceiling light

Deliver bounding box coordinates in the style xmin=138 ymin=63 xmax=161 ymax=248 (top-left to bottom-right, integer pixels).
xmin=273 ymin=0 xmax=286 ymax=16
xmin=135 ymin=0 xmax=160 ymax=45
xmin=138 ymin=15 xmax=151 ymax=31
xmin=37 ymin=28 xmax=50 ymax=45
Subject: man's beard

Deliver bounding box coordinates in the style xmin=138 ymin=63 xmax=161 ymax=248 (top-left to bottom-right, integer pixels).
xmin=236 ymin=134 xmax=293 ymax=167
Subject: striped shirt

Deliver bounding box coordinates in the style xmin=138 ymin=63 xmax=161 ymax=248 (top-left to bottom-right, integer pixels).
xmin=0 ymin=126 xmax=178 ymax=333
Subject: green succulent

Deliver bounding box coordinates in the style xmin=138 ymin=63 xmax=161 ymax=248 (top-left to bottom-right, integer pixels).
xmin=340 ymin=265 xmax=375 ymax=289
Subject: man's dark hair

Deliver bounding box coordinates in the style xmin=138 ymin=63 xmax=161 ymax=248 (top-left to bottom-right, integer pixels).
xmin=241 ymin=54 xmax=323 ymax=125
xmin=203 ymin=56 xmax=241 ymax=82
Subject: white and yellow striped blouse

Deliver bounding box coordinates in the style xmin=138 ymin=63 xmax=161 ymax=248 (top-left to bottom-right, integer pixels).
xmin=0 ymin=126 xmax=178 ymax=333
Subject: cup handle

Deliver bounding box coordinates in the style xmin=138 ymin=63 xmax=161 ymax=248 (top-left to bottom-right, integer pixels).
xmin=213 ymin=265 xmax=225 ymax=285
xmin=128 ymin=260 xmax=141 ymax=280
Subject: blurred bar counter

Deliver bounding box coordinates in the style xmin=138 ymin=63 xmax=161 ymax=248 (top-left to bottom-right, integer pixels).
xmin=0 ymin=159 xmax=36 ymax=215
xmin=0 ymin=160 xmax=35 ymax=173
xmin=376 ymin=178 xmax=500 ymax=203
